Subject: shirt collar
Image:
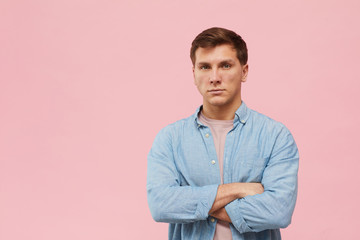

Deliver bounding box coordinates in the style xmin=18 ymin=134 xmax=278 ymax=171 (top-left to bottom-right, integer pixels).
xmin=193 ymin=101 xmax=250 ymax=128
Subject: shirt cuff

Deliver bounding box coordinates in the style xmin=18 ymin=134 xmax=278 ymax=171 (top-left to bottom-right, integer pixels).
xmin=225 ymin=199 xmax=252 ymax=233
xmin=195 ymin=184 xmax=219 ymax=220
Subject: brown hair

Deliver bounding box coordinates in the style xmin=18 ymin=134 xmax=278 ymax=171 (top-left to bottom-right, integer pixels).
xmin=190 ymin=27 xmax=248 ymax=66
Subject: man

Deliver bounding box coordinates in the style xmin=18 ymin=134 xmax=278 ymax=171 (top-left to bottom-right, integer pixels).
xmin=147 ymin=27 xmax=299 ymax=240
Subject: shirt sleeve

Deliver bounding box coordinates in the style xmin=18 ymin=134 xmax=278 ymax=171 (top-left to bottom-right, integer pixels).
xmin=225 ymin=126 xmax=299 ymax=233
xmin=147 ymin=126 xmax=219 ymax=223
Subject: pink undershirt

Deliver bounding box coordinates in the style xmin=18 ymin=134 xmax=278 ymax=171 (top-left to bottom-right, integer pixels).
xmin=199 ymin=112 xmax=234 ymax=240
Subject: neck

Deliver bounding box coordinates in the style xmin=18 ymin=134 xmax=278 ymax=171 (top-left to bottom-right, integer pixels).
xmin=202 ymin=100 xmax=242 ymax=120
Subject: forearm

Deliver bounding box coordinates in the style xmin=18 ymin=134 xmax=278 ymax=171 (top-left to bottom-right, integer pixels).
xmin=147 ymin=184 xmax=219 ymax=223
xmin=208 ymin=183 xmax=240 ymax=214
xmin=209 ymin=182 xmax=264 ymax=214
xmin=210 ymin=207 xmax=231 ymax=222
xmin=225 ymin=184 xmax=297 ymax=233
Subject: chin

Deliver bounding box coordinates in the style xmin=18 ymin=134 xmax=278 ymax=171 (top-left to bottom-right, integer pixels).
xmin=208 ymin=100 xmax=228 ymax=107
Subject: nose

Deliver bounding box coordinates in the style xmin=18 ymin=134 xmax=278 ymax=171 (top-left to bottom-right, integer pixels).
xmin=210 ymin=69 xmax=221 ymax=84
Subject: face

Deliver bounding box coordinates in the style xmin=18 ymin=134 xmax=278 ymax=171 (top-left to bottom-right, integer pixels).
xmin=193 ymin=44 xmax=248 ymax=109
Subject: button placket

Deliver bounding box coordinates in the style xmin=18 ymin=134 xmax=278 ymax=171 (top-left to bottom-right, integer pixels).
xmin=199 ymin=126 xmax=220 ymax=183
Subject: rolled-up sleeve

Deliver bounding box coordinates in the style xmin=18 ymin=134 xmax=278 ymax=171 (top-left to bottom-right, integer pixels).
xmin=225 ymin=126 xmax=299 ymax=233
xmin=147 ymin=126 xmax=219 ymax=223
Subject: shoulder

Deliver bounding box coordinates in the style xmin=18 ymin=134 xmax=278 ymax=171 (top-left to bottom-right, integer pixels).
xmin=246 ymin=108 xmax=298 ymax=156
xmin=154 ymin=112 xmax=196 ymax=141
xmin=247 ymin=108 xmax=292 ymax=137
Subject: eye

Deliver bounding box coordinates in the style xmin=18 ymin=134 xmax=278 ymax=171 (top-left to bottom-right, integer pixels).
xmin=200 ymin=65 xmax=210 ymax=70
xmin=222 ymin=64 xmax=231 ymax=69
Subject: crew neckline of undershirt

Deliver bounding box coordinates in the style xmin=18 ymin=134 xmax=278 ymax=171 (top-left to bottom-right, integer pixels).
xmin=199 ymin=111 xmax=234 ymax=126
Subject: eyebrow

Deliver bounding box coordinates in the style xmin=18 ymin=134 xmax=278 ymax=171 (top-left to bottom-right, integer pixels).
xmin=196 ymin=59 xmax=236 ymax=66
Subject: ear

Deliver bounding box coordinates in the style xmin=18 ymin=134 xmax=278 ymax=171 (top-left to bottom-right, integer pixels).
xmin=241 ymin=64 xmax=249 ymax=82
xmin=192 ymin=66 xmax=196 ymax=85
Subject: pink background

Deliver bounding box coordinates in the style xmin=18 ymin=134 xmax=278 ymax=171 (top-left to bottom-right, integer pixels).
xmin=1 ymin=0 xmax=359 ymax=239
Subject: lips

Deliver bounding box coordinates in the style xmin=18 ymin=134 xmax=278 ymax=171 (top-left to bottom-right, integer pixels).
xmin=208 ymin=89 xmax=225 ymax=94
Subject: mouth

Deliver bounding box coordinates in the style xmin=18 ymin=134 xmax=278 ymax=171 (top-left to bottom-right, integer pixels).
xmin=208 ymin=89 xmax=225 ymax=94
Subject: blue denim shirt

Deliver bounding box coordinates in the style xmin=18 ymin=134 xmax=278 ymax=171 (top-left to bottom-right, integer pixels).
xmin=147 ymin=102 xmax=299 ymax=240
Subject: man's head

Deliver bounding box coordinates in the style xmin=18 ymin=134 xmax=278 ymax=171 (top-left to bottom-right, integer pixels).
xmin=191 ymin=27 xmax=249 ymax=115
xmin=190 ymin=27 xmax=248 ymax=66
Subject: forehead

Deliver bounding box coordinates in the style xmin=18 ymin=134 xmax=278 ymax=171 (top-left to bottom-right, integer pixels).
xmin=194 ymin=44 xmax=237 ymax=64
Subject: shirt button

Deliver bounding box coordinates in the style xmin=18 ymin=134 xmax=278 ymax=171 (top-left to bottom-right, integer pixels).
xmin=211 ymin=160 xmax=216 ymax=165
xmin=240 ymin=119 xmax=245 ymax=123
xmin=210 ymin=218 xmax=215 ymax=223
xmin=198 ymin=124 xmax=201 ymax=127
xmin=205 ymin=133 xmax=210 ymax=138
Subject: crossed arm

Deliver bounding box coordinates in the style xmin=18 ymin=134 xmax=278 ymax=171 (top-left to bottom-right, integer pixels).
xmin=147 ymin=126 xmax=298 ymax=233
xmin=208 ymin=182 xmax=264 ymax=222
